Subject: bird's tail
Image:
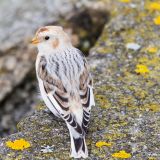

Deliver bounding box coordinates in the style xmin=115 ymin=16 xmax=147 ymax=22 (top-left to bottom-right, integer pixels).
xmin=67 ymin=123 xmax=88 ymax=159
xmin=70 ymin=133 xmax=88 ymax=159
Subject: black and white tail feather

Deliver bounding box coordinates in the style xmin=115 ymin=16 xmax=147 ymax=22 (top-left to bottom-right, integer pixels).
xmin=35 ymin=26 xmax=95 ymax=159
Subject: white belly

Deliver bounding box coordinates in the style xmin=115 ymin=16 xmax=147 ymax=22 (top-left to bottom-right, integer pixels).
xmin=36 ymin=55 xmax=60 ymax=117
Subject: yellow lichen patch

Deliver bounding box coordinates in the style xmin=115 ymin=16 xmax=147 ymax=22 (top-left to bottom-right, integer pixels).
xmin=148 ymin=104 xmax=160 ymax=112
xmin=96 ymin=95 xmax=110 ymax=109
xmin=6 ymin=138 xmax=31 ymax=150
xmin=105 ymin=133 xmax=127 ymax=141
xmin=134 ymin=89 xmax=147 ymax=99
xmin=146 ymin=2 xmax=160 ymax=11
xmin=147 ymin=47 xmax=158 ymax=53
xmin=119 ymin=0 xmax=131 ymax=3
xmin=140 ymin=104 xmax=160 ymax=112
xmin=35 ymin=103 xmax=46 ymax=111
xmin=135 ymin=64 xmax=150 ymax=75
xmin=147 ymin=57 xmax=160 ymax=66
xmin=112 ymin=150 xmax=131 ymax=158
xmin=154 ymin=16 xmax=160 ymax=25
xmin=112 ymin=122 xmax=128 ymax=128
xmin=138 ymin=57 xmax=160 ymax=67
xmin=118 ymin=95 xmax=134 ymax=107
xmin=138 ymin=57 xmax=149 ymax=63
xmin=148 ymin=157 xmax=157 ymax=160
xmin=95 ymin=141 xmax=112 ymax=148
xmin=97 ymin=46 xmax=113 ymax=54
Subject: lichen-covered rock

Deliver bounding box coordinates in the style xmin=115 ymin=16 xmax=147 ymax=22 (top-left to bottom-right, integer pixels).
xmin=0 ymin=0 xmax=160 ymax=159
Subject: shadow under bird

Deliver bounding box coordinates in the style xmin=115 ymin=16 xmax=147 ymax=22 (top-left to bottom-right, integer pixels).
xmin=31 ymin=26 xmax=95 ymax=158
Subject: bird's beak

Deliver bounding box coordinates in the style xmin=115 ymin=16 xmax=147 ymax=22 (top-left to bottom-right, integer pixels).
xmin=31 ymin=36 xmax=39 ymax=44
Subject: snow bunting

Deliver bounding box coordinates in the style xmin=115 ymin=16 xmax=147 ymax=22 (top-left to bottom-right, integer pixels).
xmin=31 ymin=26 xmax=95 ymax=158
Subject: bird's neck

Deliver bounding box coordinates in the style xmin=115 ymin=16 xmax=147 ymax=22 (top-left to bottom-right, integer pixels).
xmin=38 ymin=44 xmax=72 ymax=56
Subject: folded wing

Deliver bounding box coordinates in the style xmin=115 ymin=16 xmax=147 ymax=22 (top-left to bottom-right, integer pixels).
xmin=79 ymin=58 xmax=95 ymax=133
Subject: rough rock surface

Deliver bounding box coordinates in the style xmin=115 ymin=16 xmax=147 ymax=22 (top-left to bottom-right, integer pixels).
xmin=0 ymin=0 xmax=85 ymax=102
xmin=0 ymin=0 xmax=160 ymax=159
xmin=0 ymin=74 xmax=38 ymax=137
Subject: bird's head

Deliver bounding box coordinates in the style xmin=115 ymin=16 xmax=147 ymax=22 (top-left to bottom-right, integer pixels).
xmin=31 ymin=26 xmax=71 ymax=52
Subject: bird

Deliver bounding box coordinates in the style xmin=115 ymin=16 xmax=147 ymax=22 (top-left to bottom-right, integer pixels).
xmin=31 ymin=26 xmax=95 ymax=158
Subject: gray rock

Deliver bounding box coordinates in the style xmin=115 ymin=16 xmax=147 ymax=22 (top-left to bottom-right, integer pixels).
xmin=0 ymin=0 xmax=81 ymax=51
xmin=1 ymin=115 xmax=11 ymax=129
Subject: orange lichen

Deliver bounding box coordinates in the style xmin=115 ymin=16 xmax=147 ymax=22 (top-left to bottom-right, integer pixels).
xmin=135 ymin=64 xmax=150 ymax=75
xmin=95 ymin=141 xmax=112 ymax=147
xmin=147 ymin=2 xmax=160 ymax=11
xmin=154 ymin=16 xmax=160 ymax=25
xmin=112 ymin=150 xmax=131 ymax=158
xmin=6 ymin=138 xmax=31 ymax=150
xmin=147 ymin=47 xmax=158 ymax=53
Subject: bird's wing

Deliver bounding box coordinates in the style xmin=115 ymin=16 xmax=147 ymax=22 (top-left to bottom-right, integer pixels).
xmin=79 ymin=57 xmax=95 ymax=133
xmin=37 ymin=56 xmax=83 ymax=135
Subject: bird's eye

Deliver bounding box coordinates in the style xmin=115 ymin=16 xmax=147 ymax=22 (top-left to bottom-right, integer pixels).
xmin=45 ymin=36 xmax=50 ymax=40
